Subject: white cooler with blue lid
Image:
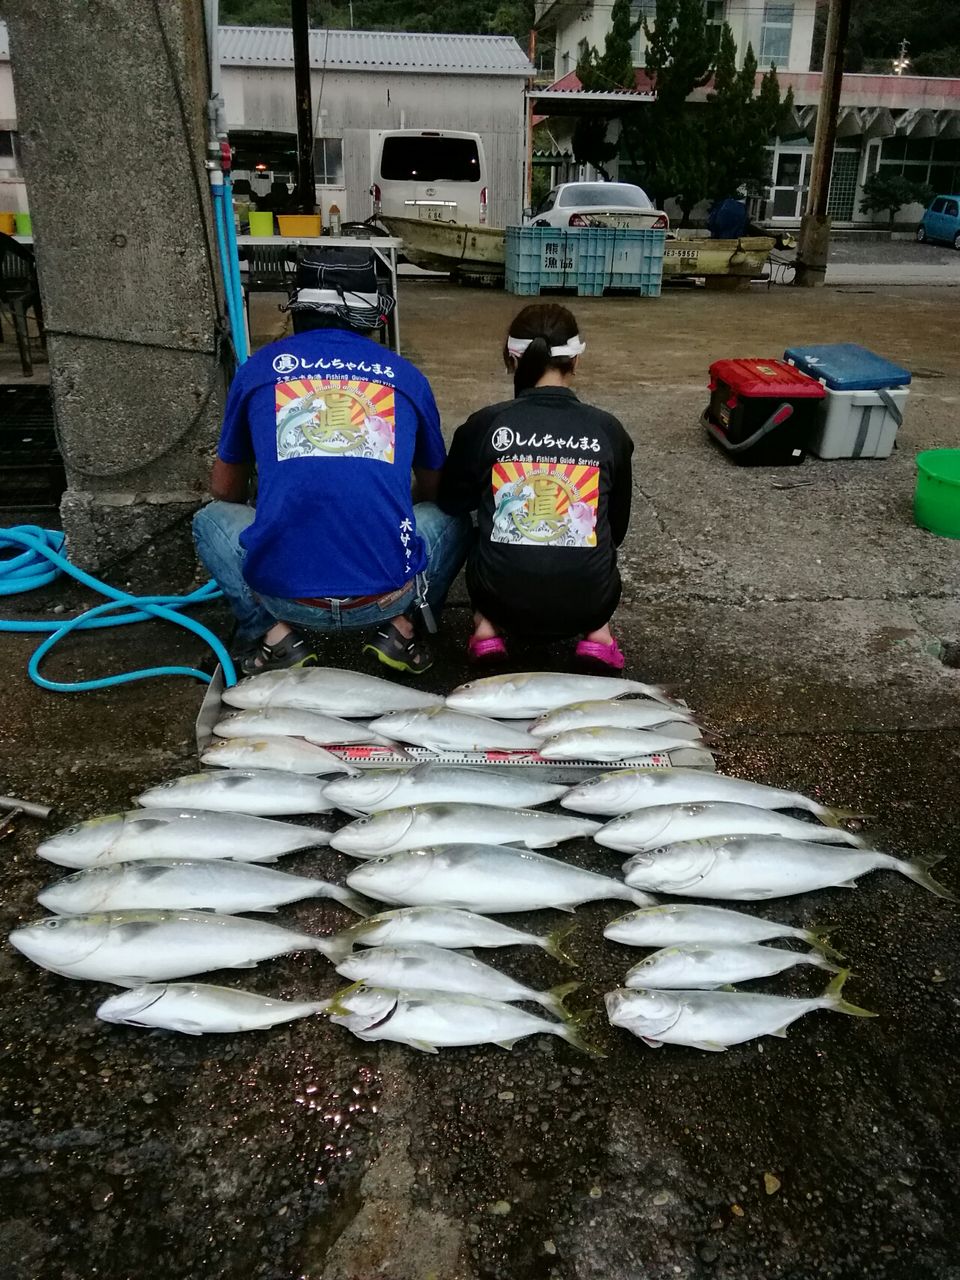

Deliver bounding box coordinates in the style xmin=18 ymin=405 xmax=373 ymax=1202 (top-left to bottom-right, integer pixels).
xmin=783 ymin=343 xmax=911 ymax=460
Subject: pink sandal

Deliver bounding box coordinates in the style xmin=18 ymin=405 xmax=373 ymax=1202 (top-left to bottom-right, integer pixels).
xmin=575 ymin=638 xmax=626 ymax=671
xmin=467 ymin=635 xmax=508 ymax=663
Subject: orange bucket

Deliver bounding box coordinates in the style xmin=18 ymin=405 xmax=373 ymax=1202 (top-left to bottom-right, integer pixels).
xmin=0 ymin=213 xmax=16 ymax=235
xmin=277 ymin=214 xmax=322 ymax=237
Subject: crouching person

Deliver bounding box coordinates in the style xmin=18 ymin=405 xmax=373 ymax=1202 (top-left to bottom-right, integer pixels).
xmin=193 ymin=259 xmax=469 ymax=676
xmin=437 ymin=303 xmax=633 ymax=669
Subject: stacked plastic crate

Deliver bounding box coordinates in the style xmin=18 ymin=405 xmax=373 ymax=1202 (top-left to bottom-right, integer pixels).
xmin=505 ymin=227 xmax=666 ymax=297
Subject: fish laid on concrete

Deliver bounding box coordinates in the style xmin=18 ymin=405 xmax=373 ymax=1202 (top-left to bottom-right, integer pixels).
xmin=531 ymin=700 xmax=698 ymax=737
xmin=222 ymin=667 xmax=443 ymax=715
xmin=346 ymin=845 xmax=654 ymax=913
xmin=38 ymin=859 xmax=367 ymax=917
xmin=330 ymin=803 xmax=600 ymax=856
xmin=336 ymin=945 xmax=579 ymax=1017
xmin=446 ymin=672 xmax=677 ymax=718
xmin=604 ymin=903 xmax=843 ymax=958
xmin=595 ymin=801 xmax=865 ymax=853
xmin=324 ymin=764 xmax=568 ymax=815
xmin=367 ymin=708 xmax=539 ymax=752
xmin=36 ymin=808 xmax=332 ymax=868
xmin=136 ymin=770 xmax=336 ymax=816
xmin=214 ymin=707 xmax=393 ymax=746
xmin=605 ymin=973 xmax=875 ymax=1051
xmin=327 ymin=905 xmax=576 ymax=964
xmin=97 ymin=983 xmax=327 ymax=1034
xmin=328 ymin=985 xmax=597 ymax=1053
xmin=9 ymin=909 xmax=338 ymax=986
xmin=622 ymin=836 xmax=953 ymax=901
xmin=625 ymin=942 xmax=839 ymax=990
xmin=538 ymin=726 xmax=708 ymax=762
xmin=201 ymin=736 xmax=358 ymax=776
xmin=562 ymin=765 xmax=863 ymax=821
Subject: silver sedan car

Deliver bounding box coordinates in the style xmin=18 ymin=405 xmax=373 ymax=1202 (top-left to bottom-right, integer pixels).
xmin=528 ymin=181 xmax=669 ymax=231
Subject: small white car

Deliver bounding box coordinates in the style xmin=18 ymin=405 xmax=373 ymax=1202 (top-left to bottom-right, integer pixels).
xmin=528 ymin=181 xmax=669 ymax=231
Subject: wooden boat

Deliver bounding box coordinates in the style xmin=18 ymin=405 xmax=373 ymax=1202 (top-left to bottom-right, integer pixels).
xmin=661 ymin=236 xmax=775 ymax=279
xmin=381 ymin=215 xmax=505 ymax=275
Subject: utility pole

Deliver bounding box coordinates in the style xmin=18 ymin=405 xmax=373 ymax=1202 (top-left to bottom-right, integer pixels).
xmin=292 ymin=0 xmax=317 ymax=213
xmin=794 ymin=0 xmax=853 ymax=287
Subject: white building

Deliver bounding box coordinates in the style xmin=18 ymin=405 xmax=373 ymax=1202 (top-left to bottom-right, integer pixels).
xmin=533 ymin=0 xmax=960 ymax=227
xmin=0 ymin=24 xmax=533 ymax=229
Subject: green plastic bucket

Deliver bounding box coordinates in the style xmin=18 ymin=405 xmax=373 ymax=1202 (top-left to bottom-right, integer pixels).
xmin=247 ymin=210 xmax=274 ymax=236
xmin=14 ymin=212 xmax=32 ymax=236
xmin=915 ymin=449 xmax=960 ymax=539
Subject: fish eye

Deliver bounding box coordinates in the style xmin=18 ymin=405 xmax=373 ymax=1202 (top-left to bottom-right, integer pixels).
xmin=41 ymin=918 xmax=63 ymax=929
xmin=62 ymin=824 xmax=80 ymax=835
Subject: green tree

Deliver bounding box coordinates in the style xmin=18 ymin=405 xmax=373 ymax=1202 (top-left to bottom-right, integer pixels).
xmin=860 ymin=172 xmax=934 ymax=225
xmin=571 ymin=0 xmax=638 ymax=179
xmin=705 ymin=26 xmax=793 ymax=200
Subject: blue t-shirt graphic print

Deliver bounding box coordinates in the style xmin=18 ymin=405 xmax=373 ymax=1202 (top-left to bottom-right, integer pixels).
xmin=216 ymin=329 xmax=446 ymax=599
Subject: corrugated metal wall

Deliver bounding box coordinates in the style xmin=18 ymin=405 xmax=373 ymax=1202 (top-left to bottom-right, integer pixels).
xmin=224 ymin=67 xmax=526 ymax=227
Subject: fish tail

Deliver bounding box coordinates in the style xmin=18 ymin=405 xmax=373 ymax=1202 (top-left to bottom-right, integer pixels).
xmin=542 ymin=981 xmax=582 ymax=1020
xmin=316 ymin=932 xmax=354 ymax=964
xmin=543 ymin=921 xmax=579 ymax=967
xmin=559 ymin=1009 xmax=606 ymax=1057
xmin=824 ymin=970 xmax=877 ymax=1019
xmin=817 ymin=806 xmax=874 ymax=828
xmin=323 ymin=979 xmax=365 ymax=1017
xmin=802 ymin=929 xmax=846 ymax=962
xmin=897 ymin=853 xmax=955 ymax=901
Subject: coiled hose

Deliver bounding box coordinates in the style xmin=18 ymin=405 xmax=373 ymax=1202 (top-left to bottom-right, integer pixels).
xmin=0 ymin=525 xmax=237 ymax=691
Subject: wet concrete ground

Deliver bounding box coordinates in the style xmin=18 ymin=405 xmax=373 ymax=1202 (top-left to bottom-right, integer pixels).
xmin=2 ymin=279 xmax=960 ymax=1279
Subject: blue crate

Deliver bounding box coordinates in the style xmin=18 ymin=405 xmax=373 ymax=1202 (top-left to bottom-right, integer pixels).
xmin=505 ymin=226 xmax=665 ymax=297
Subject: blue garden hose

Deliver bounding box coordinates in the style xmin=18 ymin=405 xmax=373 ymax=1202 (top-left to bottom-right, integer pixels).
xmin=0 ymin=525 xmax=237 ymax=692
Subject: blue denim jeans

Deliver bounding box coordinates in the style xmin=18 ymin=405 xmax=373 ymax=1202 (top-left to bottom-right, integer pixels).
xmin=193 ymin=500 xmax=470 ymax=643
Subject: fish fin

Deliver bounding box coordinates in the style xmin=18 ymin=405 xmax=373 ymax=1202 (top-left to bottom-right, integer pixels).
xmin=837 ymin=880 xmax=859 ymax=890
xmin=803 ymin=930 xmax=845 ymax=962
xmin=126 ymin=817 xmax=169 ymax=832
xmin=542 ymin=981 xmax=582 ymax=1020
xmin=641 ymin=1036 xmax=663 ymax=1048
xmin=114 ymin=977 xmax=151 ymax=988
xmin=257 ymin=907 xmax=279 ymax=914
xmin=560 ymin=1012 xmax=605 ymax=1058
xmin=719 ymin=984 xmax=737 ymax=992
xmin=771 ymin=1026 xmax=791 ymax=1039
xmin=809 ymin=953 xmax=843 ymax=974
xmin=327 ymin=888 xmax=373 ymax=917
xmin=819 ymin=807 xmax=874 ymax=828
xmin=319 ymin=934 xmax=355 ymax=965
xmin=410 ymin=1039 xmax=440 ymax=1054
xmin=229 ymin=960 xmax=259 ymax=969
xmin=495 ymin=1038 xmax=522 ymax=1050
xmin=324 ymin=979 xmax=366 ymax=1017
xmin=690 ymin=1041 xmax=728 ymax=1052
xmin=543 ymin=921 xmax=578 ymax=968
xmin=902 ymin=855 xmax=956 ymax=901
xmin=113 ymin=923 xmax=161 ymax=941
xmin=173 ymin=1022 xmax=206 ymax=1036
xmin=627 ymin=889 xmax=657 ymax=908
xmin=555 ymin=904 xmax=577 ymax=915
xmin=131 ymin=865 xmax=175 ymax=882
xmin=824 ymin=970 xmax=877 ymax=1018
xmin=659 ymin=721 xmax=704 ymax=742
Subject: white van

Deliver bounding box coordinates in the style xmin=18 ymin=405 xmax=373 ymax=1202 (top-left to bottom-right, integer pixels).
xmin=344 ymin=129 xmax=489 ymax=226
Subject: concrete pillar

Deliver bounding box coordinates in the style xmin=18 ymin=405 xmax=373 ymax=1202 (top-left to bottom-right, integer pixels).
xmin=3 ymin=0 xmax=226 ymax=570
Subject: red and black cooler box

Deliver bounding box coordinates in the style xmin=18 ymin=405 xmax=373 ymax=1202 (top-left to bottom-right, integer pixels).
xmin=702 ymin=358 xmax=826 ymax=466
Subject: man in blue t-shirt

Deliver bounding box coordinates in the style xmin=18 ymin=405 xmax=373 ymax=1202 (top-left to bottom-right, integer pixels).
xmin=193 ymin=269 xmax=469 ymax=676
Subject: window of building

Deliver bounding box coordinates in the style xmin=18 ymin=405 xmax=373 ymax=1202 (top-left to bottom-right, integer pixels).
xmin=312 ymin=137 xmax=344 ymax=186
xmin=759 ymin=3 xmax=794 ymax=69
xmin=877 ymin=136 xmax=960 ymax=193
xmin=630 ymin=0 xmax=657 ymax=66
xmin=0 ymin=130 xmax=20 ymax=174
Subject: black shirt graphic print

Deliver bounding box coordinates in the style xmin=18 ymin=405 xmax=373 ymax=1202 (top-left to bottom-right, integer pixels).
xmin=438 ymin=386 xmax=634 ymax=638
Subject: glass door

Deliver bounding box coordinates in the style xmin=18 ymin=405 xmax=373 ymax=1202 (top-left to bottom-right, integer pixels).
xmin=769 ymin=148 xmax=810 ymax=220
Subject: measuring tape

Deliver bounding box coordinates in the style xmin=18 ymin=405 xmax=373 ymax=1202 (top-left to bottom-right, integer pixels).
xmin=324 ymin=745 xmax=716 ymax=772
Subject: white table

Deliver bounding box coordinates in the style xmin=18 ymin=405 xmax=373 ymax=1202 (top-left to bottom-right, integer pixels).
xmin=236 ymin=235 xmax=404 ymax=353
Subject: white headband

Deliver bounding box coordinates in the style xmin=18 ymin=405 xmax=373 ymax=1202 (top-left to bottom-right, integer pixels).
xmin=507 ymin=334 xmax=586 ymax=359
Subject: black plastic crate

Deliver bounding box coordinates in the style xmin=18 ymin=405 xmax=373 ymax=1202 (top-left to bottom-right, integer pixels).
xmin=0 ymin=384 xmax=66 ymax=509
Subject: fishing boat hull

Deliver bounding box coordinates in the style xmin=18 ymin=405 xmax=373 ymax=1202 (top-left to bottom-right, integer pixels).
xmin=662 ymin=236 xmax=775 ymax=279
xmin=381 ymin=216 xmax=505 ymax=274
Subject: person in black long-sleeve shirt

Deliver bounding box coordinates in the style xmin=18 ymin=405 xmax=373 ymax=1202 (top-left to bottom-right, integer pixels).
xmin=438 ymin=303 xmax=634 ymax=669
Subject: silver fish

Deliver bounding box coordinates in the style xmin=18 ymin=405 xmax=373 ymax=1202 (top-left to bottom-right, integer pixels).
xmin=330 ymin=803 xmax=601 ymax=856
xmin=595 ymin=802 xmax=865 ymax=853
xmin=604 ymin=903 xmax=843 ymax=959
xmin=9 ymin=909 xmax=338 ymax=986
xmin=367 ymin=708 xmax=539 ymax=752
xmin=214 ymin=707 xmax=393 ymax=746
xmin=605 ymin=973 xmax=875 ymax=1051
xmin=335 ymin=945 xmax=579 ymax=1017
xmin=38 ymin=859 xmax=367 ymax=917
xmin=327 ymin=985 xmax=597 ymax=1053
xmin=562 ymin=765 xmax=863 ymax=821
xmin=200 ymin=737 xmax=357 ymax=776
xmin=531 ymin=699 xmax=698 ymax=737
xmin=622 ymin=836 xmax=953 ymax=901
xmin=222 ymin=667 xmax=443 ymax=715
xmin=346 ymin=844 xmax=654 ymax=913
xmin=327 ymin=905 xmax=576 ymax=964
xmin=624 ymin=943 xmax=839 ymax=990
xmin=97 ymin=983 xmax=327 ymax=1034
xmin=538 ymin=726 xmax=708 ymax=762
xmin=323 ymin=764 xmax=568 ymax=815
xmin=136 ymin=770 xmax=337 ymax=816
xmin=36 ymin=808 xmax=332 ymax=868
xmin=446 ymin=672 xmax=677 ymax=718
